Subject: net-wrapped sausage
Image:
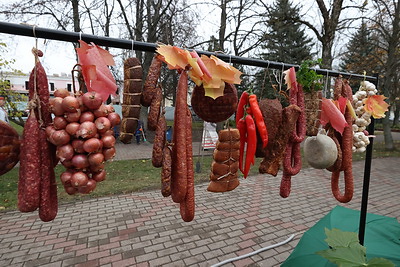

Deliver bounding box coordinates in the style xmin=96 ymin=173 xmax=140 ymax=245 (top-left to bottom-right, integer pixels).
xmin=207 ymin=128 xmax=240 ymax=193
xmin=120 ymin=57 xmax=142 ymax=144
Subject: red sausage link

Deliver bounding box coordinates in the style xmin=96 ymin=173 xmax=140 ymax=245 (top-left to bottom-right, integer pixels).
xmin=18 ymin=112 xmax=41 ymax=212
xmin=171 ymin=71 xmax=188 ymax=203
xmin=141 ymin=56 xmax=162 ymax=107
xmin=180 ymin=107 xmax=195 ymax=222
xmin=152 ymin=112 xmax=166 ymax=168
xmin=39 ymin=130 xmax=58 ymax=222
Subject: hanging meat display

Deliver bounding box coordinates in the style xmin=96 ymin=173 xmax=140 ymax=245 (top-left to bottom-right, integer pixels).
xmin=18 ymin=49 xmax=58 ymax=221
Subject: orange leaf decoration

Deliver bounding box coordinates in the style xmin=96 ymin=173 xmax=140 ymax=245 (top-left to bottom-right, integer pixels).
xmin=320 ymin=98 xmax=347 ymax=135
xmin=283 ymin=67 xmax=298 ymax=92
xmin=156 ymin=44 xmax=242 ymax=99
xmin=76 ymin=40 xmax=117 ymax=102
xmin=200 ymin=55 xmax=242 ymax=98
xmin=363 ymin=95 xmax=389 ymax=119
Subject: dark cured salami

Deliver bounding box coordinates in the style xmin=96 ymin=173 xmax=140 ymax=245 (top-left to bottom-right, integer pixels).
xmin=161 ymin=146 xmax=172 ymax=197
xmin=39 ymin=130 xmax=58 ymax=222
xmin=180 ymin=108 xmax=195 ymax=222
xmin=18 ymin=112 xmax=41 ymax=212
xmin=171 ymin=71 xmax=188 ymax=203
xmin=141 ymin=56 xmax=162 ymax=107
xmin=152 ymin=110 xmax=166 ymax=168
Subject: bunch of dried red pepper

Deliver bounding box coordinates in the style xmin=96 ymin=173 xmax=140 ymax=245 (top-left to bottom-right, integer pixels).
xmin=236 ymin=91 xmax=269 ymax=178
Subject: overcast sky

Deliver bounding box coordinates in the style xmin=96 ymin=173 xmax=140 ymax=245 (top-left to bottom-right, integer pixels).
xmin=0 ymin=0 xmax=367 ymax=75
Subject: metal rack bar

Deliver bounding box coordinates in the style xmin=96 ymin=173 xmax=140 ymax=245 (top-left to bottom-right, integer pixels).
xmin=0 ymin=21 xmax=378 ymax=82
xmin=0 ymin=21 xmax=378 ymax=244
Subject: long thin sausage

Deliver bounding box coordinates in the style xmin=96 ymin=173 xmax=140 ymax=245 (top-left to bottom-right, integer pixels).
xmin=39 ymin=130 xmax=58 ymax=222
xmin=152 ymin=111 xmax=166 ymax=168
xmin=161 ymin=146 xmax=172 ymax=197
xmin=18 ymin=112 xmax=41 ymax=212
xmin=171 ymin=71 xmax=188 ymax=203
xmin=180 ymin=107 xmax=195 ymax=222
xmin=141 ymin=56 xmax=162 ymax=107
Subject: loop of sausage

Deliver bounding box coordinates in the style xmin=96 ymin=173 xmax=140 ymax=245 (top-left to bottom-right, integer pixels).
xmin=330 ymin=78 xmax=354 ymax=203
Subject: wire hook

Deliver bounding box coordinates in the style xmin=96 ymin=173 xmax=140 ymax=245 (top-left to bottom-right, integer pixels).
xmin=32 ymin=25 xmax=37 ymax=39
xmin=79 ymin=32 xmax=82 ymax=41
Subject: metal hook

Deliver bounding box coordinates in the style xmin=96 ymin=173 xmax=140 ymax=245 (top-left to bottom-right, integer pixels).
xmin=229 ymin=54 xmax=232 ymax=64
xmin=324 ymin=70 xmax=330 ymax=98
xmin=79 ymin=32 xmax=82 ymax=41
xmin=279 ymin=63 xmax=285 ymax=92
xmin=32 ymin=25 xmax=37 ymax=39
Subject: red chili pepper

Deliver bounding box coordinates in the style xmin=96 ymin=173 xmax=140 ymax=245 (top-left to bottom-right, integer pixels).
xmin=249 ymin=94 xmax=268 ymax=148
xmin=236 ymin=91 xmax=249 ymax=125
xmin=243 ymin=115 xmax=256 ymax=178
xmin=237 ymin=118 xmax=247 ymax=174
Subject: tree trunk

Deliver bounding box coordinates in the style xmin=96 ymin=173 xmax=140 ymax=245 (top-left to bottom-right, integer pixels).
xmin=382 ymin=108 xmax=395 ymax=150
xmin=71 ymin=0 xmax=81 ymax=33
xmin=393 ymin=100 xmax=400 ymax=126
xmin=219 ymin=0 xmax=227 ymax=52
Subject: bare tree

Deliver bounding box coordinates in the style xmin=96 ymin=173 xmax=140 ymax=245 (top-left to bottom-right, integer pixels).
xmin=291 ymin=0 xmax=367 ymax=69
xmin=369 ymin=0 xmax=400 ymax=150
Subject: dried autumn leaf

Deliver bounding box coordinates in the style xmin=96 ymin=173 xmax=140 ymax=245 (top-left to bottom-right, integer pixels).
xmin=320 ymin=98 xmax=347 ymax=135
xmin=76 ymin=40 xmax=117 ymax=102
xmin=156 ymin=45 xmax=188 ymax=70
xmin=283 ymin=67 xmax=298 ymax=92
xmin=363 ymin=95 xmax=389 ymax=119
xmin=200 ymin=55 xmax=242 ymax=98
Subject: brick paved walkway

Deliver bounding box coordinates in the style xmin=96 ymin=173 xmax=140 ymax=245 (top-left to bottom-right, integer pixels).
xmin=1 ymin=156 xmax=399 ymax=266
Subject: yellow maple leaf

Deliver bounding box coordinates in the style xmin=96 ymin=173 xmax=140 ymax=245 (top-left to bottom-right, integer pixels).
xmin=156 ymin=45 xmax=187 ymax=69
xmin=200 ymin=55 xmax=242 ymax=98
xmin=363 ymin=95 xmax=389 ymax=119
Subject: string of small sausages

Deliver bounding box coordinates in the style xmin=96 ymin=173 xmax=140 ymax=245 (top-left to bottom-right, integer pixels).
xmin=280 ymin=81 xmax=306 ymax=198
xmin=329 ymin=77 xmax=354 ymax=203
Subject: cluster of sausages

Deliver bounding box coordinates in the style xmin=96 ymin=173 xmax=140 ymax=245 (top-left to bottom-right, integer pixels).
xmin=327 ymin=77 xmax=354 ymax=203
xmin=207 ymin=128 xmax=240 ymax=192
xmin=18 ymin=50 xmax=58 ymax=222
xmin=120 ymin=57 xmax=143 ymax=143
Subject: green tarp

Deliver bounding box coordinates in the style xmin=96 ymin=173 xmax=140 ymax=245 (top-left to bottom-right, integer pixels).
xmin=282 ymin=206 xmax=400 ymax=266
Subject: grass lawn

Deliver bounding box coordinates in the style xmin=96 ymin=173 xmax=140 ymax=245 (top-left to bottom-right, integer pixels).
xmin=1 ymin=138 xmax=399 ymax=211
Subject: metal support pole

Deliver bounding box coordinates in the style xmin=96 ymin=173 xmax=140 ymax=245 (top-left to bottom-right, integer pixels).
xmin=358 ymin=73 xmax=379 ymax=245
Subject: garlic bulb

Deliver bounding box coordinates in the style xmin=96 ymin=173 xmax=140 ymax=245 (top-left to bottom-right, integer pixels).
xmin=352 ymin=81 xmax=376 ymax=153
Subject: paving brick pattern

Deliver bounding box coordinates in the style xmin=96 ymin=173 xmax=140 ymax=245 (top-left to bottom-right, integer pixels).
xmin=1 ymin=157 xmax=399 ymax=266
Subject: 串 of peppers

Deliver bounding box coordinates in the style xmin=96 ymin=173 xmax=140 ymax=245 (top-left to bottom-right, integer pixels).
xmin=243 ymin=115 xmax=257 ymax=178
xmin=249 ymin=94 xmax=268 ymax=148
xmin=237 ymin=118 xmax=247 ymax=173
xmin=236 ymin=91 xmax=249 ymax=125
